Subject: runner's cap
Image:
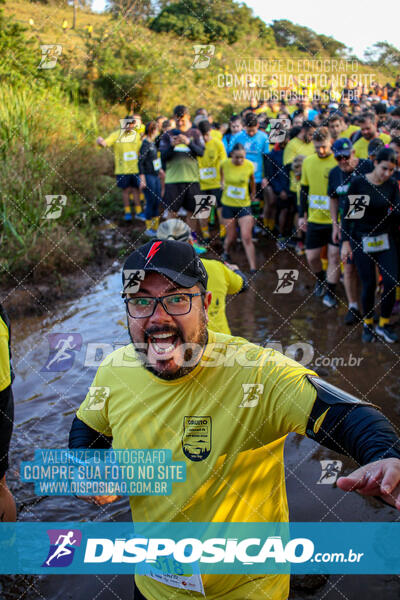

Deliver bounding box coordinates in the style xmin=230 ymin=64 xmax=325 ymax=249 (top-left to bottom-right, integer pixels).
xmin=122 ymin=240 xmax=207 ymax=294
xmin=332 ymin=138 xmax=353 ymax=158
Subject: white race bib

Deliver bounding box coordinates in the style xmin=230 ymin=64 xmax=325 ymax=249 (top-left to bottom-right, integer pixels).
xmin=309 ymin=194 xmax=330 ymax=210
xmin=123 ymin=151 xmax=137 ymax=162
xmin=362 ymin=233 xmax=390 ymax=253
xmin=153 ymin=158 xmax=161 ymax=170
xmin=200 ymin=167 xmax=216 ymax=180
xmin=227 ymin=185 xmax=246 ymax=200
xmin=141 ymin=556 xmax=204 ymax=595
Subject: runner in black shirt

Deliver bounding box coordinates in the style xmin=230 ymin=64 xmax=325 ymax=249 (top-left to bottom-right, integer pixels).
xmin=328 ymin=138 xmax=373 ymax=325
xmin=341 ymin=148 xmax=400 ymax=343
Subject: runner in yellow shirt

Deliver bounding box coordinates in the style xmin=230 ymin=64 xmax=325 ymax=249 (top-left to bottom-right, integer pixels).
xmin=156 ymin=218 xmax=247 ymax=334
xmin=220 ymin=144 xmax=257 ymax=273
xmin=70 ymin=240 xmax=400 ymax=600
xmin=283 ymin=121 xmax=316 ymax=165
xmin=298 ymin=127 xmax=340 ymax=308
xmin=197 ymin=120 xmax=227 ymax=242
xmin=353 ymin=112 xmax=391 ymax=159
xmin=97 ymin=116 xmax=143 ymax=222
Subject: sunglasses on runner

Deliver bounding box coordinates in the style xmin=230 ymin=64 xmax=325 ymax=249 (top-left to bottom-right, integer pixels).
xmin=124 ymin=292 xmax=205 ymax=318
xmin=335 ymin=155 xmax=350 ymax=161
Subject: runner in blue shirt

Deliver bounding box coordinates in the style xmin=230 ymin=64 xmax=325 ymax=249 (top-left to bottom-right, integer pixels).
xmin=228 ymin=113 xmax=269 ymax=229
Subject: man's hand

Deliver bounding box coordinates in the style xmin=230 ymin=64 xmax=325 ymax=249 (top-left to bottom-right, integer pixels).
xmin=336 ymin=458 xmax=400 ymax=510
xmin=341 ymin=240 xmax=353 ymax=263
xmin=298 ymin=216 xmax=307 ymax=232
xmin=139 ymin=175 xmax=146 ymax=190
xmin=76 ymin=495 xmax=121 ymax=506
xmin=261 ymin=177 xmax=268 ymax=189
xmin=178 ymin=134 xmax=190 ymax=145
xmin=332 ymin=222 xmax=341 ymax=244
xmin=96 ymin=137 xmax=106 ymax=148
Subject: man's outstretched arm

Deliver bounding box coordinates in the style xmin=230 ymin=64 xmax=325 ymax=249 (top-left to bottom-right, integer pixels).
xmin=306 ymin=376 xmax=400 ymax=509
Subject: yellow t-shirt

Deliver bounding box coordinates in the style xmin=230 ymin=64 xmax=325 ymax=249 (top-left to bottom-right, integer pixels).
xmin=283 ymin=138 xmax=315 ymax=165
xmin=353 ymin=133 xmax=391 ymax=159
xmin=77 ymin=330 xmax=317 ymax=600
xmin=197 ymin=138 xmax=227 ymax=190
xmin=340 ymin=125 xmax=360 ymax=139
xmin=300 ymin=153 xmax=337 ymax=224
xmin=210 ymin=129 xmax=223 ymax=141
xmin=0 ymin=317 xmax=11 ymax=392
xmin=221 ymin=159 xmax=254 ymax=207
xmin=103 ymin=129 xmax=142 ymax=175
xmin=202 ymin=259 xmax=243 ymax=334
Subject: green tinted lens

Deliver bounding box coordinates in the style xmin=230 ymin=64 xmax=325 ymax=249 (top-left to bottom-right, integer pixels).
xmin=164 ymin=294 xmax=191 ymax=314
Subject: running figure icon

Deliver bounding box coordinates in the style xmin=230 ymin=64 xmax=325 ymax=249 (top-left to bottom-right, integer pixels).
xmin=45 ymin=531 xmax=77 ymax=566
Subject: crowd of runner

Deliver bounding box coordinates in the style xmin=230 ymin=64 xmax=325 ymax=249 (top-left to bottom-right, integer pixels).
xmin=97 ymin=81 xmax=400 ymax=345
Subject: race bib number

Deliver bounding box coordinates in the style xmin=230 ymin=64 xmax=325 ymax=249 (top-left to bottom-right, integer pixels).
xmin=123 ymin=151 xmax=137 ymax=162
xmin=199 ymin=167 xmax=216 ymax=180
xmin=362 ymin=233 xmax=390 ymax=253
xmin=153 ymin=158 xmax=161 ymax=170
xmin=174 ymin=144 xmax=190 ymax=153
xmin=309 ymin=195 xmax=330 ymax=210
xmin=140 ymin=555 xmax=204 ymax=595
xmin=227 ymin=185 xmax=246 ymax=200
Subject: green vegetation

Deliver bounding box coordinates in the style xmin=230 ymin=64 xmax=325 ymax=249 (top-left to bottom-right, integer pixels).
xmin=0 ymin=0 xmax=397 ymax=286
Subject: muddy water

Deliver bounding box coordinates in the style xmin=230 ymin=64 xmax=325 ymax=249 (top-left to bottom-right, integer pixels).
xmin=6 ymin=239 xmax=400 ymax=600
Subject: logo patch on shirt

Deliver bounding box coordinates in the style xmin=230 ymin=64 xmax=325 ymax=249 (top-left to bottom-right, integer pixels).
xmin=239 ymin=383 xmax=264 ymax=407
xmin=182 ymin=416 xmax=212 ymax=461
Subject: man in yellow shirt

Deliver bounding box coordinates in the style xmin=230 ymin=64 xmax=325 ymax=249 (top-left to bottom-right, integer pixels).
xmin=97 ymin=116 xmax=143 ymax=222
xmin=197 ymin=120 xmax=227 ymax=241
xmin=283 ymin=121 xmax=316 ymax=165
xmin=353 ymin=112 xmax=391 ymax=159
xmin=0 ymin=303 xmax=16 ymax=522
xmin=70 ymin=240 xmax=400 ymax=600
xmin=298 ymin=127 xmax=340 ymax=308
xmin=327 ymin=112 xmax=360 ymax=142
xmin=156 ymin=218 xmax=247 ymax=334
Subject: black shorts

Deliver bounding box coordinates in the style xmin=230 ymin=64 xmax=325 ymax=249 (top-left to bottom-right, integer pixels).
xmin=222 ymin=205 xmax=253 ymax=220
xmin=163 ymin=182 xmax=201 ymax=213
xmin=116 ymin=174 xmax=140 ymax=189
xmin=277 ymin=191 xmax=296 ymax=211
xmin=306 ymin=222 xmax=339 ymax=250
xmin=202 ymin=188 xmax=222 ymax=208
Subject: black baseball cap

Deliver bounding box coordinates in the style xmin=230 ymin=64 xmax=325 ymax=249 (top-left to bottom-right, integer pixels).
xmin=121 ymin=240 xmax=208 ymax=295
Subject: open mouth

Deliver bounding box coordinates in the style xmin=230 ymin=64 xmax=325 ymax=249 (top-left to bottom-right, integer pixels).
xmin=147 ymin=331 xmax=180 ymax=357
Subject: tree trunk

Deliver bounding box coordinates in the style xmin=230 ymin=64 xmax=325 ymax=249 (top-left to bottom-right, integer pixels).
xmin=72 ymin=0 xmax=78 ymax=29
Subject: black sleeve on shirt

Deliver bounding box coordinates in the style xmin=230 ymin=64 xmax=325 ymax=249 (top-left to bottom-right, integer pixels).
xmin=188 ymin=131 xmax=204 ymax=157
xmin=328 ymin=167 xmax=338 ymax=198
xmin=138 ymin=139 xmax=148 ymax=175
xmin=341 ymin=178 xmax=359 ymax=241
xmin=234 ymin=269 xmax=249 ymax=293
xmin=68 ymin=416 xmax=112 ymax=449
xmin=159 ymin=132 xmax=174 ymax=165
xmin=307 ymin=399 xmax=400 ymax=466
xmin=0 ymin=386 xmax=14 ymax=480
xmin=299 ymin=185 xmax=309 ymax=217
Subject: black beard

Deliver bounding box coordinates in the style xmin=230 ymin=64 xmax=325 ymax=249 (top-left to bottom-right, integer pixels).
xmin=127 ymin=315 xmax=208 ymax=380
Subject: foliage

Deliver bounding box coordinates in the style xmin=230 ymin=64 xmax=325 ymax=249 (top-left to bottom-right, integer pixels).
xmin=150 ymin=0 xmax=275 ymax=44
xmin=364 ymin=41 xmax=400 ymax=70
xmin=271 ymin=19 xmax=346 ymax=56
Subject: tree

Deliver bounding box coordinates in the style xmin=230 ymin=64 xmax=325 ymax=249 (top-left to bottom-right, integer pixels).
xmin=271 ymin=19 xmax=347 ymax=56
xmin=364 ymin=41 xmax=400 ymax=67
xmin=150 ymin=0 xmax=274 ymax=44
xmin=106 ymin=0 xmax=154 ymax=20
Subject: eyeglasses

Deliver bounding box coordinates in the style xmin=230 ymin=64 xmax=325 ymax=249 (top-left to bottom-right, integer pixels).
xmin=124 ymin=292 xmax=204 ymax=318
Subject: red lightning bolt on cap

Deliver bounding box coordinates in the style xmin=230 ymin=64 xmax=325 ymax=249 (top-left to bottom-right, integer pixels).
xmin=144 ymin=241 xmax=163 ymax=267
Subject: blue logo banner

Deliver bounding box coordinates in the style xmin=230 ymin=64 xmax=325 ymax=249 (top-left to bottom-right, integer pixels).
xmin=0 ymin=522 xmax=399 ymax=575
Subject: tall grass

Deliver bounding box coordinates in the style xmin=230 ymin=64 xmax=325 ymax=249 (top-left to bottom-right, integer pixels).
xmin=0 ymin=85 xmax=119 ymax=284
